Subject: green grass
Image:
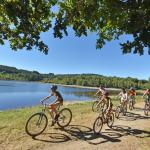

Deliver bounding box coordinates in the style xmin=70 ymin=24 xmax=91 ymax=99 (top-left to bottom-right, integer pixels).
xmin=0 ymin=95 xmax=145 ymax=145
xmin=0 ymin=95 xmax=144 ymax=128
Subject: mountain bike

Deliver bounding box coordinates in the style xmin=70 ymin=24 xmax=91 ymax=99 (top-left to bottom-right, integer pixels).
xmin=115 ymin=102 xmax=127 ymax=119
xmin=25 ymin=101 xmax=72 ymax=136
xmin=92 ymin=96 xmax=108 ymax=112
xmin=93 ymin=109 xmax=114 ymax=134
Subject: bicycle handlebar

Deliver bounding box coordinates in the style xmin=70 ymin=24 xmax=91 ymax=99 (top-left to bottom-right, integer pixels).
xmin=40 ymin=100 xmax=49 ymax=107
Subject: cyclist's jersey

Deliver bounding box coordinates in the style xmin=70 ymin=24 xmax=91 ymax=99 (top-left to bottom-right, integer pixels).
xmin=128 ymin=90 xmax=136 ymax=96
xmin=51 ymin=91 xmax=63 ymax=102
xmin=119 ymin=92 xmax=128 ymax=101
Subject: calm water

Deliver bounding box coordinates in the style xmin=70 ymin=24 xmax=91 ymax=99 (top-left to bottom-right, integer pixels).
xmin=0 ymin=80 xmax=96 ymax=110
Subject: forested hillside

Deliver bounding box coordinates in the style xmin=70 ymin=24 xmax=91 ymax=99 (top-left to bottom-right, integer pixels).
xmin=0 ymin=65 xmax=54 ymax=81
xmin=0 ymin=65 xmax=150 ymax=89
xmin=44 ymin=74 xmax=150 ymax=89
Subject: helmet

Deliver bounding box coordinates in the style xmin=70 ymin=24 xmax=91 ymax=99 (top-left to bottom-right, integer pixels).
xmin=130 ymin=87 xmax=134 ymax=90
xmin=51 ymin=85 xmax=57 ymax=91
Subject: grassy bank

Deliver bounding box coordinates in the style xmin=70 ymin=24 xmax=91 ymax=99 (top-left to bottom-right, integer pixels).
xmin=0 ymin=96 xmax=147 ymax=149
xmin=0 ymin=96 xmax=143 ymax=131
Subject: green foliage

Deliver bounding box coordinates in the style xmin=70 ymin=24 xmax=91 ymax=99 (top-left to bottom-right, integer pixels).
xmin=0 ymin=0 xmax=150 ymax=54
xmin=0 ymin=65 xmax=54 ymax=81
xmin=0 ymin=65 xmax=150 ymax=89
xmin=45 ymin=73 xmax=150 ymax=89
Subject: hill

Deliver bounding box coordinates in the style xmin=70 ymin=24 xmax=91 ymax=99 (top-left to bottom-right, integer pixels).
xmin=0 ymin=65 xmax=150 ymax=89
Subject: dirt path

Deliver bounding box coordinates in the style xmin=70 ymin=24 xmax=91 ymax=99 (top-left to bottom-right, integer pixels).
xmin=1 ymin=102 xmax=150 ymax=150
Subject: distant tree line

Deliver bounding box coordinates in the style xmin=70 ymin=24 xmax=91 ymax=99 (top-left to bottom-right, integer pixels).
xmin=43 ymin=74 xmax=150 ymax=89
xmin=0 ymin=65 xmax=54 ymax=81
xmin=0 ymin=65 xmax=150 ymax=89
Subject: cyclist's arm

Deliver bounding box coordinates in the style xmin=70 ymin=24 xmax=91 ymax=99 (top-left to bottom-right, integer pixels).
xmin=41 ymin=94 xmax=52 ymax=102
xmin=135 ymin=92 xmax=137 ymax=96
xmin=118 ymin=92 xmax=122 ymax=98
xmin=142 ymin=91 xmax=147 ymax=98
xmin=95 ymin=90 xmax=101 ymax=95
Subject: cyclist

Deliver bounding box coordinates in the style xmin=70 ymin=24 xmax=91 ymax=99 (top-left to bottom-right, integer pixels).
xmin=96 ymin=85 xmax=109 ymax=109
xmin=128 ymin=87 xmax=136 ymax=108
xmin=143 ymin=89 xmax=150 ymax=103
xmin=105 ymin=96 xmax=113 ymax=116
xmin=118 ymin=88 xmax=128 ymax=112
xmin=41 ymin=85 xmax=63 ymax=126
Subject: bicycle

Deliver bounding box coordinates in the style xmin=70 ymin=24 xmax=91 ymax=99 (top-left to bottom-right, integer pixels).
xmin=128 ymin=96 xmax=135 ymax=110
xmin=92 ymin=96 xmax=108 ymax=112
xmin=115 ymin=102 xmax=127 ymax=119
xmin=144 ymin=100 xmax=150 ymax=116
xmin=25 ymin=101 xmax=72 ymax=136
xmin=93 ymin=109 xmax=114 ymax=134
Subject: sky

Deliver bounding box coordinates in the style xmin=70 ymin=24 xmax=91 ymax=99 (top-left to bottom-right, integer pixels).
xmin=0 ymin=28 xmax=150 ymax=80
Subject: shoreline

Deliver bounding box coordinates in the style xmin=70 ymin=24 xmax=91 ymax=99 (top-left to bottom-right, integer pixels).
xmin=43 ymin=82 xmax=121 ymax=91
xmin=0 ymin=79 xmax=121 ymax=91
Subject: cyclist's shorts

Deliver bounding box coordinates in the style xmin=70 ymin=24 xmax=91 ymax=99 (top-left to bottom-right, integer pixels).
xmin=121 ymin=99 xmax=128 ymax=103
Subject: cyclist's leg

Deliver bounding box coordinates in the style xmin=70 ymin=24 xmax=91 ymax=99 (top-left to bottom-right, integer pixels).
xmin=49 ymin=102 xmax=61 ymax=126
xmin=49 ymin=104 xmax=55 ymax=121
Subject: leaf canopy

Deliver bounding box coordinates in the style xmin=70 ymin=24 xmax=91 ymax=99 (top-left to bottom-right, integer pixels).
xmin=0 ymin=0 xmax=150 ymax=55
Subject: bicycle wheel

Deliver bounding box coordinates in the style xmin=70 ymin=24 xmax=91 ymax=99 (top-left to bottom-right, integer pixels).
xmin=115 ymin=106 xmax=120 ymax=119
xmin=107 ymin=113 xmax=114 ymax=128
xmin=123 ymin=105 xmax=127 ymax=116
xmin=144 ymin=103 xmax=149 ymax=116
xmin=92 ymin=101 xmax=99 ymax=112
xmin=25 ymin=112 xmax=48 ymax=136
xmin=129 ymin=101 xmax=133 ymax=110
xmin=93 ymin=116 xmax=103 ymax=134
xmin=57 ymin=108 xmax=72 ymax=128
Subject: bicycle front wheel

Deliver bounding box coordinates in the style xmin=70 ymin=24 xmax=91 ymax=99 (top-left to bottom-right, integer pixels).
xmin=93 ymin=116 xmax=103 ymax=134
xmin=25 ymin=113 xmax=48 ymax=136
xmin=107 ymin=113 xmax=114 ymax=128
xmin=123 ymin=105 xmax=127 ymax=116
xmin=129 ymin=101 xmax=133 ymax=110
xmin=144 ymin=103 xmax=149 ymax=116
xmin=57 ymin=108 xmax=72 ymax=128
xmin=115 ymin=106 xmax=120 ymax=119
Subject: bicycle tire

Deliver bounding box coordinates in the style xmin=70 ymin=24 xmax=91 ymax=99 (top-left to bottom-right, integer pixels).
xmin=57 ymin=108 xmax=72 ymax=128
xmin=123 ymin=105 xmax=127 ymax=116
xmin=93 ymin=116 xmax=103 ymax=134
xmin=115 ymin=106 xmax=120 ymax=119
xmin=129 ymin=101 xmax=133 ymax=110
xmin=25 ymin=112 xmax=48 ymax=136
xmin=107 ymin=113 xmax=114 ymax=128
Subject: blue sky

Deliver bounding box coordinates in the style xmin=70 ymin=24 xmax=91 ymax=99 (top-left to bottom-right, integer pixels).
xmin=0 ymin=29 xmax=150 ymax=80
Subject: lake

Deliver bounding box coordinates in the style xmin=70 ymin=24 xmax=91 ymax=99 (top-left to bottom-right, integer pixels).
xmin=0 ymin=80 xmax=96 ymax=110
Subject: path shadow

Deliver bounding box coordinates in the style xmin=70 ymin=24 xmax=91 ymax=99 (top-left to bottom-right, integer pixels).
xmin=107 ymin=125 xmax=150 ymax=138
xmin=58 ymin=125 xmax=121 ymax=145
xmin=32 ymin=124 xmax=150 ymax=145
xmin=118 ymin=111 xmax=150 ymax=121
xmin=32 ymin=132 xmax=71 ymax=143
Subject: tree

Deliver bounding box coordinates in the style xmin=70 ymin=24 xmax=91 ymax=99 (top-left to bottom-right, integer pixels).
xmin=0 ymin=0 xmax=150 ymax=55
